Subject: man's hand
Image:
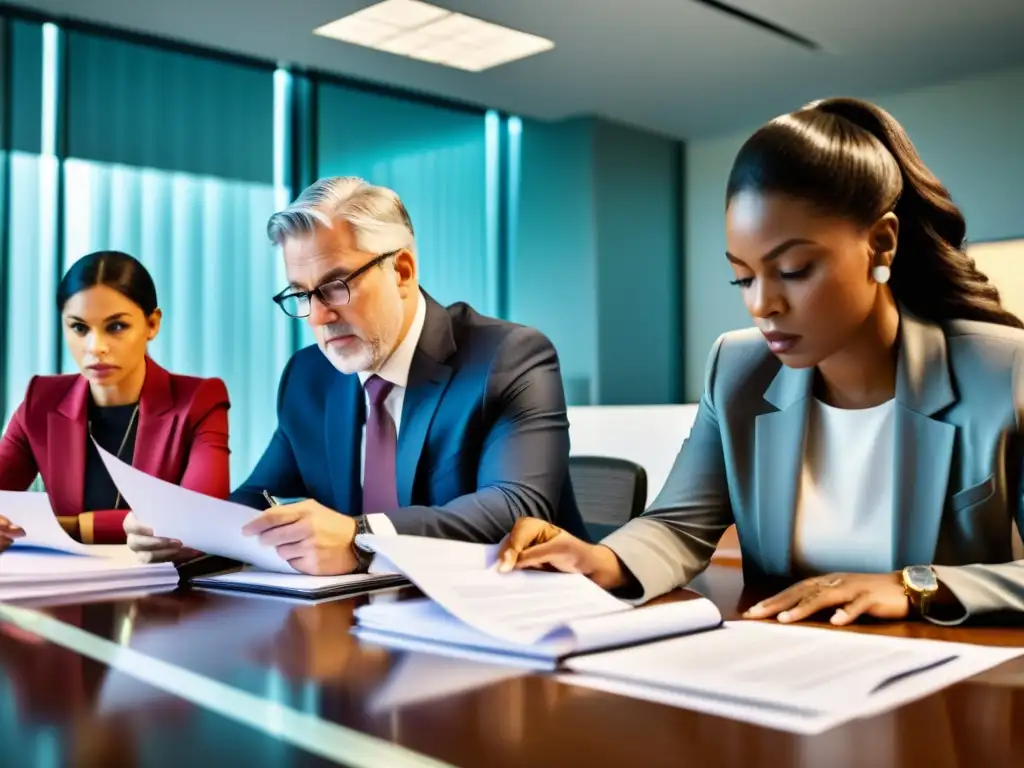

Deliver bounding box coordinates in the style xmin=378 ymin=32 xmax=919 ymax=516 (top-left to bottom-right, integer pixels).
xmin=0 ymin=515 xmax=25 ymax=553
xmin=242 ymin=500 xmax=358 ymax=576
xmin=743 ymin=572 xmax=909 ymax=625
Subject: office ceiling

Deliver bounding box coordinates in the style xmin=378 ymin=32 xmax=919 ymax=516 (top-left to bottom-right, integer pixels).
xmin=9 ymin=0 xmax=1024 ymax=138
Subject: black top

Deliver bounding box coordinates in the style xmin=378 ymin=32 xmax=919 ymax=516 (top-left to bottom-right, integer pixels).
xmin=83 ymin=401 xmax=139 ymax=512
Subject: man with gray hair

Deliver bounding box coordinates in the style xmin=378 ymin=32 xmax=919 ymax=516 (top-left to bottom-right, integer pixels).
xmin=126 ymin=176 xmax=586 ymax=574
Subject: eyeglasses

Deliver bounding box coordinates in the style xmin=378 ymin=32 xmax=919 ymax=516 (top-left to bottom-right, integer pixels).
xmin=272 ymin=251 xmax=398 ymax=318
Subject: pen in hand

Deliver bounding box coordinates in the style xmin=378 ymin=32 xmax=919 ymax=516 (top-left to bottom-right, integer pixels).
xmin=241 ymin=491 xmax=283 ymax=539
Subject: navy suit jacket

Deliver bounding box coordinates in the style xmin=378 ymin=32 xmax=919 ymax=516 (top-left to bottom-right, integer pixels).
xmin=232 ymin=294 xmax=588 ymax=542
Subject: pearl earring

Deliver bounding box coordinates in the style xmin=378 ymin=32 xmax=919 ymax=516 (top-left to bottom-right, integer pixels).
xmin=872 ymin=265 xmax=891 ymax=284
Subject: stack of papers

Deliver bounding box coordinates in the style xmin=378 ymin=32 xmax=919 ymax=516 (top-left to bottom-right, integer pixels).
xmin=0 ymin=550 xmax=180 ymax=601
xmin=352 ymin=534 xmax=1024 ymax=733
xmin=352 ymin=535 xmax=724 ymax=667
xmin=0 ymin=491 xmax=179 ymax=601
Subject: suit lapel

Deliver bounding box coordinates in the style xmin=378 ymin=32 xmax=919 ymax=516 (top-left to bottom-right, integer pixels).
xmin=891 ymin=311 xmax=956 ymax=567
xmin=132 ymin=358 xmax=178 ymax=479
xmin=755 ymin=363 xmax=813 ymax=575
xmin=396 ymin=295 xmax=455 ymax=508
xmin=50 ymin=378 xmax=90 ymax=516
xmin=325 ymin=373 xmax=364 ymax=515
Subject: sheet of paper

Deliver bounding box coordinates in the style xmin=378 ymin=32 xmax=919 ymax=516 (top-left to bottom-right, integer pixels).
xmin=96 ymin=444 xmax=297 ymax=573
xmin=0 ymin=491 xmax=96 ymax=556
xmin=565 ymin=620 xmax=1024 ymax=721
xmin=562 ymin=637 xmax=1023 ymax=735
xmin=355 ymin=597 xmax=572 ymax=662
xmin=559 ymin=673 xmax=848 ymax=735
xmin=354 ymin=626 xmax=559 ymax=670
xmin=562 ymin=599 xmax=723 ymax=654
xmin=356 ymin=534 xmax=631 ymax=646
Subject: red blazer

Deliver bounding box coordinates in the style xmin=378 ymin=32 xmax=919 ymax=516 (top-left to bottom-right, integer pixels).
xmin=0 ymin=358 xmax=230 ymax=543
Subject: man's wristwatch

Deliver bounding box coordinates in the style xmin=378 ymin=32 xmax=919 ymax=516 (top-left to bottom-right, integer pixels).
xmin=902 ymin=565 xmax=939 ymax=617
xmin=352 ymin=516 xmax=374 ymax=573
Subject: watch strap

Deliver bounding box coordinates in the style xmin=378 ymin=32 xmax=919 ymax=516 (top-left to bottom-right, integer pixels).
xmin=352 ymin=515 xmax=374 ymax=573
xmin=902 ymin=566 xmax=938 ymax=617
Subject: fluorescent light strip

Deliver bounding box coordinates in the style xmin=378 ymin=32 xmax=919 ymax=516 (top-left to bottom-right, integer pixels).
xmin=40 ymin=22 xmax=59 ymax=157
xmin=484 ymin=109 xmax=500 ymax=316
xmin=272 ymin=68 xmax=292 ymax=211
xmin=314 ymin=0 xmax=553 ymax=72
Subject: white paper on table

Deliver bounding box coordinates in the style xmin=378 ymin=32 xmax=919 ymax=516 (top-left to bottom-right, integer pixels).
xmin=355 ymin=598 xmax=565 ymax=664
xmin=558 ymin=673 xmax=848 ymax=735
xmin=356 ymin=594 xmax=724 ymax=663
xmin=0 ymin=549 xmax=179 ymax=602
xmin=354 ymin=625 xmax=558 ymax=671
xmin=353 ymin=535 xmax=723 ymax=656
xmin=0 ymin=551 xmax=174 ymax=581
xmin=559 ymin=620 xmax=1024 ymax=734
xmin=0 ymin=491 xmax=99 ymax=556
xmin=95 ymin=442 xmax=296 ymax=573
xmin=356 ymin=535 xmax=631 ymax=645
xmin=0 ymin=571 xmax=179 ymax=602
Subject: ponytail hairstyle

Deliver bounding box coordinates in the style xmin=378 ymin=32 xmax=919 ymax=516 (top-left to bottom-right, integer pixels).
xmin=726 ymin=97 xmax=1022 ymax=329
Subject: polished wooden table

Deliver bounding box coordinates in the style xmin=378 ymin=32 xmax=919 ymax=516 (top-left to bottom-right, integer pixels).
xmin=1 ymin=565 xmax=1023 ymax=767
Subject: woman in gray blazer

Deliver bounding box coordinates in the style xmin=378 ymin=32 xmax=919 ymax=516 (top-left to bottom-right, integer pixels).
xmin=498 ymin=97 xmax=1024 ymax=627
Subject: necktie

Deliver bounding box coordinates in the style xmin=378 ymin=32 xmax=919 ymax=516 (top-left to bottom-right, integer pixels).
xmin=363 ymin=375 xmax=399 ymax=514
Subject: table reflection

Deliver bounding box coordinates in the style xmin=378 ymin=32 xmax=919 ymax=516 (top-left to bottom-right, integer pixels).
xmin=1 ymin=567 xmax=1021 ymax=768
xmin=11 ymin=586 xmax=532 ymax=720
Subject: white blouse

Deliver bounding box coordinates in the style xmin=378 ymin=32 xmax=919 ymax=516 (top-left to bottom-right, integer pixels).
xmin=792 ymin=398 xmax=896 ymax=574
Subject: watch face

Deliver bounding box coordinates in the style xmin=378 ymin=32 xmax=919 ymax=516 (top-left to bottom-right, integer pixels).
xmin=906 ymin=565 xmax=938 ymax=591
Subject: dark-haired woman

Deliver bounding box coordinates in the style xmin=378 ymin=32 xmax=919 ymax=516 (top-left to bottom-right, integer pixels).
xmin=0 ymin=251 xmax=230 ymax=550
xmin=496 ymin=97 xmax=1024 ymax=626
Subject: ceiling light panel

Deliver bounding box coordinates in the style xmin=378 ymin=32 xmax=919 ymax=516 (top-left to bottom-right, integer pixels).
xmin=313 ymin=0 xmax=554 ymax=72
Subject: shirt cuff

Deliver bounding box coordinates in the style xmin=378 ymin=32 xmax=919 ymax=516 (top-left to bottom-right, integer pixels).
xmin=366 ymin=513 xmax=397 ymax=536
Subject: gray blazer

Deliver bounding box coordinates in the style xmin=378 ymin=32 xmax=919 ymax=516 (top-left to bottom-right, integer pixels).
xmin=603 ymin=310 xmax=1024 ymax=623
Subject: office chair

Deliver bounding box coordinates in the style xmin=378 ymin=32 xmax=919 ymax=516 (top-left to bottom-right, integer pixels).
xmin=568 ymin=456 xmax=647 ymax=542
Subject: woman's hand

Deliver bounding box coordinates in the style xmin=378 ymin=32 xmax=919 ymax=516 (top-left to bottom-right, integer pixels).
xmin=744 ymin=572 xmax=909 ymax=625
xmin=496 ymin=518 xmax=629 ymax=591
xmin=0 ymin=515 xmax=25 ymax=553
xmin=124 ymin=512 xmax=184 ymax=563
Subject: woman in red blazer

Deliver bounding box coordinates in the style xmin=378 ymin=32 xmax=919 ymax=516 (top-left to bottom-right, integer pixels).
xmin=0 ymin=251 xmax=230 ymax=549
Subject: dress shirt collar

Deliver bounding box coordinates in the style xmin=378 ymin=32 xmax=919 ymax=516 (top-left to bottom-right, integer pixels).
xmin=357 ymin=290 xmax=427 ymax=390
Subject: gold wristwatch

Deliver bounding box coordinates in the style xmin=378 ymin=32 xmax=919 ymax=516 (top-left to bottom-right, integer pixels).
xmin=902 ymin=565 xmax=939 ymax=617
